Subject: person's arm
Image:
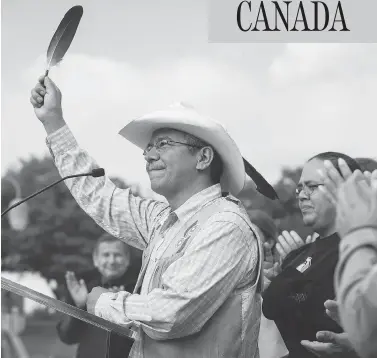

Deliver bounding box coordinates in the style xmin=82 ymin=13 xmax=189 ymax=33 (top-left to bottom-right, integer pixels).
xmin=56 ymin=291 xmax=86 ymax=345
xmin=335 ymin=228 xmax=377 ymax=358
xmin=30 ymin=76 xmax=168 ymax=250
xmin=56 ymin=314 xmax=87 ymax=345
xmin=92 ymin=215 xmax=259 ymax=340
xmin=45 ymin=124 xmax=168 ymax=250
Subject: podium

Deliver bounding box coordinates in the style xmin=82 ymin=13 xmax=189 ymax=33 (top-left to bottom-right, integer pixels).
xmin=1 ymin=277 xmax=134 ymax=340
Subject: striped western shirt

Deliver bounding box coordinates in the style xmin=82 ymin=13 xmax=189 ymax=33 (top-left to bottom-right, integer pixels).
xmin=46 ymin=125 xmax=259 ymax=358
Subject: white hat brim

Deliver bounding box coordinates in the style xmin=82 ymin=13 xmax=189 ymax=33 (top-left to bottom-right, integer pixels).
xmin=118 ymin=105 xmax=246 ymax=196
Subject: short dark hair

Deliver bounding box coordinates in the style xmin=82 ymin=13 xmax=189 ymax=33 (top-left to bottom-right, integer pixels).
xmin=308 ymin=151 xmax=361 ymax=173
xmin=93 ymin=233 xmax=130 ymax=256
xmin=355 ymin=157 xmax=377 ymax=172
xmin=183 ymin=133 xmax=224 ymax=184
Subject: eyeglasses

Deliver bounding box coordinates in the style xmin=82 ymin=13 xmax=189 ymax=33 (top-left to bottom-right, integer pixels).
xmin=143 ymin=139 xmax=202 ymax=156
xmin=295 ymin=184 xmax=324 ymax=197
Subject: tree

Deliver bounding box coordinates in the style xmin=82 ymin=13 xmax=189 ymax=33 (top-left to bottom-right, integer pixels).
xmin=1 ymin=155 xmax=141 ymax=290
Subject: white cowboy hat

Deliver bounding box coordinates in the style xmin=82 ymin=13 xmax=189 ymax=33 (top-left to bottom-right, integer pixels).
xmin=119 ymin=103 xmax=277 ymax=199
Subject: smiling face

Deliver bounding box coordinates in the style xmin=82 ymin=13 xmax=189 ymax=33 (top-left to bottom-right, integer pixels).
xmin=298 ymin=158 xmax=337 ymax=236
xmin=93 ymin=241 xmax=130 ymax=281
xmin=144 ymin=128 xmax=201 ymax=197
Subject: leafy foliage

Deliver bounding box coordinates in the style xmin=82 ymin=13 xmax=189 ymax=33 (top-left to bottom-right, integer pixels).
xmin=1 ymin=155 xmax=133 ymax=286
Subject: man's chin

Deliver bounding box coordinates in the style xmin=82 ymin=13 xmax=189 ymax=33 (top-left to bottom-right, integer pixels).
xmin=102 ymin=271 xmax=124 ymax=280
xmin=150 ymin=182 xmax=161 ymax=193
xmin=150 ymin=179 xmax=166 ymax=195
xmin=302 ymin=213 xmax=316 ymax=227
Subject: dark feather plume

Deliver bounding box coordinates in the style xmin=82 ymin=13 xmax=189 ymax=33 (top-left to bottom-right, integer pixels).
xmin=45 ymin=5 xmax=83 ymax=74
xmin=243 ymin=157 xmax=279 ymax=200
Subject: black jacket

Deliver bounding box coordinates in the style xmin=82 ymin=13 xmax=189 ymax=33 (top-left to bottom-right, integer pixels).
xmin=56 ymin=270 xmax=138 ymax=358
xmin=262 ymin=233 xmax=343 ymax=358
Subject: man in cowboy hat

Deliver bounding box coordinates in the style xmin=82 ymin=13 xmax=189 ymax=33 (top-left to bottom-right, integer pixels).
xmin=30 ymin=76 xmax=276 ymax=358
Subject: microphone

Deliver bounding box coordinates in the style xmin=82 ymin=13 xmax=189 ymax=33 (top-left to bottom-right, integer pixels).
xmin=1 ymin=168 xmax=105 ymax=218
xmin=90 ymin=168 xmax=105 ymax=177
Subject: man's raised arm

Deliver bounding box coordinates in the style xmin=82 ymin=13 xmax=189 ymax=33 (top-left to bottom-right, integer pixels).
xmin=30 ymin=75 xmax=168 ymax=250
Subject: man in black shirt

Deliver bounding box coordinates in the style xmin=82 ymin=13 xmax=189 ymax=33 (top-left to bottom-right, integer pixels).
xmin=263 ymin=152 xmax=360 ymax=358
xmin=57 ymin=233 xmax=141 ymax=358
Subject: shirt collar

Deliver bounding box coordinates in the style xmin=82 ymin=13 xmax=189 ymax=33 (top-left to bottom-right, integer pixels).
xmin=318 ymin=232 xmax=340 ymax=242
xmin=173 ymin=184 xmax=222 ymax=222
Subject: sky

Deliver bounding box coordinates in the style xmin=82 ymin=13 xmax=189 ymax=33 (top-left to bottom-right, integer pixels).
xmin=2 ymin=0 xmax=377 ymax=193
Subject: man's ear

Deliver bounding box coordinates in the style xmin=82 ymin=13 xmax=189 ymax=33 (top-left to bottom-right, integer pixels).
xmin=196 ymin=147 xmax=214 ymax=171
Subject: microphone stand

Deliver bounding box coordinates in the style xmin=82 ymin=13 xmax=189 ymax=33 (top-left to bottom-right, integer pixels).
xmin=1 ymin=169 xmax=104 ymax=217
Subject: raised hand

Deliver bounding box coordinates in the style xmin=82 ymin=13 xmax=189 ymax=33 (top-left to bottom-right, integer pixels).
xmin=335 ymin=170 xmax=377 ymax=237
xmin=306 ymin=232 xmax=319 ymax=244
xmin=65 ymin=271 xmax=88 ymax=309
xmin=317 ymin=158 xmax=354 ymax=205
xmin=30 ymin=75 xmax=65 ymax=134
xmin=276 ymin=230 xmax=306 ymax=260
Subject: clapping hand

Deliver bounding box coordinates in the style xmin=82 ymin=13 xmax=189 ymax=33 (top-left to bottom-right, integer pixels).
xmin=65 ymin=271 xmax=88 ymax=309
xmin=317 ymin=159 xmax=354 ymax=205
xmin=276 ymin=230 xmax=316 ymax=260
xmin=318 ymin=158 xmax=374 ymax=206
xmin=301 ymin=300 xmax=357 ymax=357
xmin=318 ymin=159 xmax=377 ymax=237
xmin=335 ymin=170 xmax=377 ymax=237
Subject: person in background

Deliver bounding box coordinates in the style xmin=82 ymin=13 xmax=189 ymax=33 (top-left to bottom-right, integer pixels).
xmin=247 ymin=209 xmax=289 ymax=358
xmin=271 ymin=158 xmax=377 ymax=262
xmin=57 ymin=233 xmax=140 ymax=358
xmin=262 ymin=152 xmax=361 ymax=358
xmin=320 ymin=159 xmax=377 ymax=358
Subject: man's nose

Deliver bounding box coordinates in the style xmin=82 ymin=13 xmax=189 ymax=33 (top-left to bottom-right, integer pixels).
xmin=298 ymin=188 xmax=309 ymax=200
xmin=108 ymin=255 xmax=116 ymax=264
xmin=144 ymin=147 xmax=159 ymax=162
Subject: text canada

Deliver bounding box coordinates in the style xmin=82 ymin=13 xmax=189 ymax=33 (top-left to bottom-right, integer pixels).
xmin=237 ymin=1 xmax=349 ymax=32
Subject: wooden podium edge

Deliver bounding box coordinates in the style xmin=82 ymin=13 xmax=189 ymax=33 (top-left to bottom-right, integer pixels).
xmin=1 ymin=277 xmax=134 ymax=340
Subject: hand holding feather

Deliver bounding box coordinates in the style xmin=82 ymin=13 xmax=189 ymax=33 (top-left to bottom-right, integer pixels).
xmin=30 ymin=75 xmax=66 ymax=134
xmin=29 ymin=6 xmax=82 ymax=132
